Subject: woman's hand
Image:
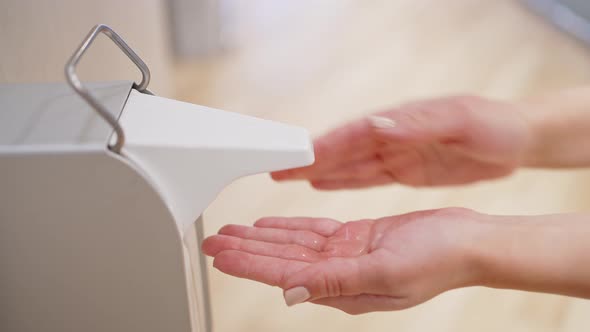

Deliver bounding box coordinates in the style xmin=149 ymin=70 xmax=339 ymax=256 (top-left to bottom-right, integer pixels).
xmin=202 ymin=208 xmax=484 ymax=314
xmin=271 ymin=96 xmax=533 ymax=189
xmin=203 ymin=209 xmax=590 ymax=314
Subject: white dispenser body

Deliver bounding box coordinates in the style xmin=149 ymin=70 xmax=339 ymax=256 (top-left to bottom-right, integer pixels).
xmin=0 ymin=82 xmax=314 ymax=332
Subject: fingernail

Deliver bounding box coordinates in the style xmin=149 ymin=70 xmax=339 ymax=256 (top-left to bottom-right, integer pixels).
xmin=368 ymin=115 xmax=396 ymax=129
xmin=283 ymin=287 xmax=310 ymax=306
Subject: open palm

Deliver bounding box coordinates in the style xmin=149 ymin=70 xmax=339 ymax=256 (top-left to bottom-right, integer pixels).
xmin=271 ymin=96 xmax=532 ymax=189
xmin=202 ymin=208 xmax=478 ymax=314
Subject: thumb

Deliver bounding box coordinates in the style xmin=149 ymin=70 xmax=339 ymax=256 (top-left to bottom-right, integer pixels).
xmin=282 ymin=254 xmax=386 ymax=306
xmin=368 ymin=97 xmax=474 ymax=143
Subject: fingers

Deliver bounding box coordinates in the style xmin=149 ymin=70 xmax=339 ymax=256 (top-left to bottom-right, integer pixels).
xmin=254 ymin=217 xmax=342 ymax=237
xmin=213 ymin=250 xmax=410 ymax=313
xmin=283 ymin=250 xmax=389 ymax=300
xmin=312 ymin=157 xmax=385 ymax=181
xmin=311 ymin=294 xmax=410 ymax=314
xmin=272 ymin=119 xmax=377 ymax=181
xmin=272 ymin=96 xmax=481 ymax=184
xmin=202 ymin=235 xmax=321 ymax=262
xmin=218 ymin=224 xmax=328 ymax=251
xmin=204 ymin=217 xmax=342 ymax=286
xmin=212 ymin=250 xmax=308 ymax=287
xmin=282 ymin=145 xmax=422 ymax=189
xmin=306 ymin=119 xmax=376 ymax=167
xmin=310 ymin=173 xmax=394 ymax=190
xmin=271 ymin=144 xmax=376 ymax=181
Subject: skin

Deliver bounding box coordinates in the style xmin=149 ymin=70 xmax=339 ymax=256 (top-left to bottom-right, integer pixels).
xmin=271 ymin=96 xmax=533 ymax=189
xmin=203 ymin=86 xmax=590 ymax=314
xmin=203 ymin=209 xmax=481 ymax=314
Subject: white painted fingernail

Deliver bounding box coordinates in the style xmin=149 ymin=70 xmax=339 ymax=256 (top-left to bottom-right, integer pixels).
xmin=368 ymin=115 xmax=397 ymax=129
xmin=284 ymin=287 xmax=310 ymax=306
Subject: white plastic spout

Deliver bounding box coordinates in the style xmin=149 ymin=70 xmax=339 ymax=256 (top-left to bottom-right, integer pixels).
xmin=117 ymin=90 xmax=314 ymax=232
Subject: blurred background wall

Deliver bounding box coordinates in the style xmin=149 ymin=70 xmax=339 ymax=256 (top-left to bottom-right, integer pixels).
xmin=0 ymin=0 xmax=173 ymax=95
xmin=2 ymin=0 xmax=589 ymax=97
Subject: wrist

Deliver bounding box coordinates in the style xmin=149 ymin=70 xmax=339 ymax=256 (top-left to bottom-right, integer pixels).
xmin=467 ymin=214 xmax=552 ymax=290
xmin=468 ymin=213 xmax=590 ymax=297
xmin=521 ymin=87 xmax=590 ymax=168
xmin=467 ymin=215 xmax=522 ymax=289
xmin=520 ymin=102 xmax=562 ymax=168
xmin=456 ymin=212 xmax=505 ymax=288
xmin=443 ymin=209 xmax=505 ymax=289
xmin=456 ymin=212 xmax=547 ymax=290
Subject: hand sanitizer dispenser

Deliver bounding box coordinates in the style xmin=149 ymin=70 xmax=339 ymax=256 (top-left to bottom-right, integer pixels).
xmin=0 ymin=25 xmax=314 ymax=332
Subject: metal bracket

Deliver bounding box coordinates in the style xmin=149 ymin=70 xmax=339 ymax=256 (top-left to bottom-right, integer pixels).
xmin=65 ymin=24 xmax=152 ymax=154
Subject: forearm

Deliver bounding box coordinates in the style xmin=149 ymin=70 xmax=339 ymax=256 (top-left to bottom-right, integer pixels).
xmin=471 ymin=213 xmax=590 ymax=298
xmin=523 ymin=86 xmax=590 ymax=168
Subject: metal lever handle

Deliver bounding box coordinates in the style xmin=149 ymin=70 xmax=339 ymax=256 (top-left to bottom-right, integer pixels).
xmin=65 ymin=24 xmax=152 ymax=154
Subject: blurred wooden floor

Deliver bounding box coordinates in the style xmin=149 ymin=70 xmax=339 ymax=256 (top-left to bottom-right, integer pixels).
xmin=174 ymin=1 xmax=590 ymax=331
